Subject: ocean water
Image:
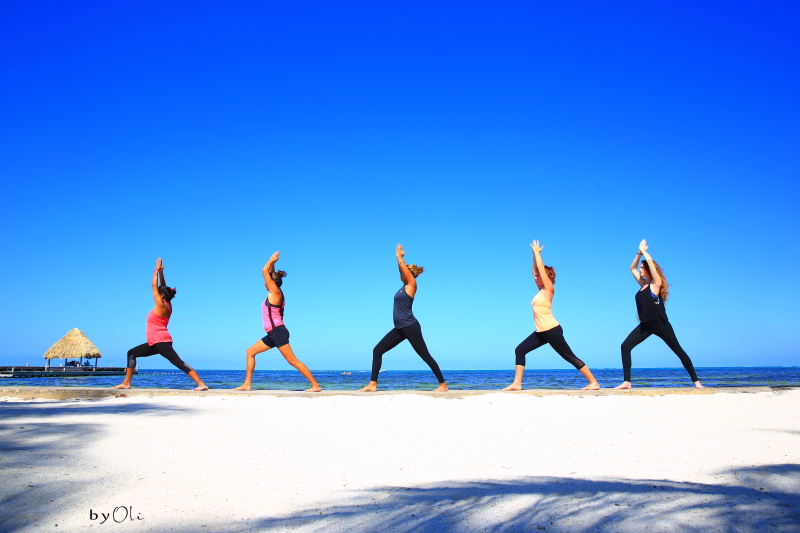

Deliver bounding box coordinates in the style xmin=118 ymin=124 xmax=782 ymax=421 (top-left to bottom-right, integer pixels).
xmin=1 ymin=367 xmax=798 ymax=390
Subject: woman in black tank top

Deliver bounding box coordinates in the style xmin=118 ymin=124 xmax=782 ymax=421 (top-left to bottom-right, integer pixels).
xmin=614 ymin=240 xmax=703 ymax=389
xmin=359 ymin=245 xmax=448 ymax=392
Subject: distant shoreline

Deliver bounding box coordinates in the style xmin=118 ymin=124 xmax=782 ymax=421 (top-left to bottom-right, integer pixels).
xmin=2 ymin=367 xmax=798 ymax=391
xmin=10 ymin=365 xmax=793 ymax=371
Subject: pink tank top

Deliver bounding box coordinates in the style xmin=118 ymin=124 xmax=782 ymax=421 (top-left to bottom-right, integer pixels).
xmin=146 ymin=302 xmax=173 ymax=345
xmin=532 ymin=290 xmax=559 ymax=332
xmin=262 ymin=295 xmax=285 ymax=333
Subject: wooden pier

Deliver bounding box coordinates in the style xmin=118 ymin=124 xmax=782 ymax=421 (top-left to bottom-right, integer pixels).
xmin=0 ymin=366 xmax=135 ymax=378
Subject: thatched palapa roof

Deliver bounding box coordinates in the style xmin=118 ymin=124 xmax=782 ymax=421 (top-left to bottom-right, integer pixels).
xmin=44 ymin=328 xmax=102 ymax=360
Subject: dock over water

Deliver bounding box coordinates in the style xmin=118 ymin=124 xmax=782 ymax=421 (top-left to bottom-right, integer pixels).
xmin=0 ymin=366 xmax=134 ymax=378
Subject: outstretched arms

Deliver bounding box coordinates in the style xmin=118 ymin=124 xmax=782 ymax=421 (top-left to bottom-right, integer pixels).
xmin=638 ymin=239 xmax=662 ymax=293
xmin=262 ymin=251 xmax=282 ymax=304
xmin=530 ymin=240 xmax=554 ymax=293
xmin=396 ymin=244 xmax=417 ymax=297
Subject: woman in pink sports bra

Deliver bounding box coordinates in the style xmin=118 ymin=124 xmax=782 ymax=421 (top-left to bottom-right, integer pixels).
xmin=113 ymin=258 xmax=208 ymax=391
xmin=233 ymin=251 xmax=321 ymax=392
xmin=501 ymin=240 xmax=600 ymax=391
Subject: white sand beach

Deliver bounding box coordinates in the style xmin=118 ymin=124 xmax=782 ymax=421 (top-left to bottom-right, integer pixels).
xmin=1 ymin=389 xmax=798 ymax=532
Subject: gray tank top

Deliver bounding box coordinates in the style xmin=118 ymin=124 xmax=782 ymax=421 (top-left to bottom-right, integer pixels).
xmin=392 ymin=286 xmax=417 ymax=328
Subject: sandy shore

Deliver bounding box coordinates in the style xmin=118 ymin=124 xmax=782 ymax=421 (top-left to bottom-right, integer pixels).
xmin=1 ymin=388 xmax=798 ymax=532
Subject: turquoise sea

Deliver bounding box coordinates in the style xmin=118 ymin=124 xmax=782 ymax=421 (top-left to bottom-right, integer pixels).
xmin=1 ymin=367 xmax=798 ymax=390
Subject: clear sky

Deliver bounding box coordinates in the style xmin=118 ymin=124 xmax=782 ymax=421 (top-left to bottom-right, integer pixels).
xmin=1 ymin=1 xmax=798 ymax=372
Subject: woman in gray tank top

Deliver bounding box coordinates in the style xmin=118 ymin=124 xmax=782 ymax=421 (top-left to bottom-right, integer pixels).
xmin=359 ymin=245 xmax=448 ymax=392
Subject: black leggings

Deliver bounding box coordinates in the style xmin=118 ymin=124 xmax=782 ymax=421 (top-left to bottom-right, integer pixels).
xmin=621 ymin=321 xmax=698 ymax=382
xmin=127 ymin=342 xmax=194 ymax=374
xmin=515 ymin=325 xmax=586 ymax=370
xmin=371 ymin=321 xmax=445 ymax=383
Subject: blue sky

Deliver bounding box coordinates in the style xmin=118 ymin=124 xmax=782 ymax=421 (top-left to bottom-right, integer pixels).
xmin=1 ymin=1 xmax=798 ymax=372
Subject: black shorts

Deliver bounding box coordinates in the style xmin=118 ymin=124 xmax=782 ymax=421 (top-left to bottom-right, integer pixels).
xmin=261 ymin=325 xmax=290 ymax=349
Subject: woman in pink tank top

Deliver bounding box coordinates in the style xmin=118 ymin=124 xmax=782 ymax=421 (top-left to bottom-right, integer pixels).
xmin=113 ymin=258 xmax=208 ymax=391
xmin=233 ymin=251 xmax=321 ymax=392
xmin=501 ymin=240 xmax=600 ymax=391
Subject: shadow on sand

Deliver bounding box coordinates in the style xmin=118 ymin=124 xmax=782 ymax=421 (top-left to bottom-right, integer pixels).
xmin=0 ymin=399 xmax=797 ymax=532
xmin=0 ymin=399 xmax=194 ymax=532
xmin=232 ymin=466 xmax=800 ymax=533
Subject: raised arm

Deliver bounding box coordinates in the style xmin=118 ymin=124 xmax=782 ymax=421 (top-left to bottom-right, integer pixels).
xmin=531 ymin=240 xmax=554 ymax=293
xmin=396 ymin=244 xmax=417 ymax=296
xmin=639 ymin=240 xmax=662 ymax=293
xmin=151 ymin=258 xmax=168 ymax=312
xmin=151 ymin=267 xmax=160 ymax=303
xmin=157 ymin=258 xmax=166 ymax=288
xmin=262 ymin=251 xmax=282 ymax=303
xmin=630 ymin=249 xmax=646 ymax=286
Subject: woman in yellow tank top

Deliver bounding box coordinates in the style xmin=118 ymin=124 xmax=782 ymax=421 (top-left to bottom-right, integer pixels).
xmin=502 ymin=240 xmax=600 ymax=391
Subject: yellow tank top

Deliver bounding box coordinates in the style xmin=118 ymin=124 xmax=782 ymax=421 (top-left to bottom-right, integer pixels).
xmin=532 ymin=290 xmax=559 ymax=332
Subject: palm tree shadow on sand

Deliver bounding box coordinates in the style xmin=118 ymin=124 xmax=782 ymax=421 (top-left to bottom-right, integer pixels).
xmin=1 ymin=400 xmax=797 ymax=532
xmin=245 ymin=465 xmax=800 ymax=533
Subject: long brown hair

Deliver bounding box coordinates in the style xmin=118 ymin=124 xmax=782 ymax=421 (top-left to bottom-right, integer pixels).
xmin=641 ymin=260 xmax=669 ymax=301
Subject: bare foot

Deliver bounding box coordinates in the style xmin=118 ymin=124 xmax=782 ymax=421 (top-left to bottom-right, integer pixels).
xmin=193 ymin=384 xmax=209 ymax=391
xmin=694 ymin=381 xmax=704 ymax=389
xmin=233 ymin=384 xmax=252 ymax=391
xmin=614 ymin=382 xmax=632 ymax=390
xmin=359 ymin=382 xmax=378 ymax=392
xmin=112 ymin=383 xmax=131 ymax=390
xmin=306 ymin=386 xmax=322 ymax=392
xmin=501 ymin=383 xmax=522 ymax=391
xmin=434 ymin=384 xmax=448 ymax=392
xmin=581 ymin=382 xmax=601 ymax=390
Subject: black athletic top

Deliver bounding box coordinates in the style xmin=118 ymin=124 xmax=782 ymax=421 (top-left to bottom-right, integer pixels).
xmin=393 ymin=286 xmax=417 ymax=328
xmin=635 ymin=286 xmax=668 ymax=324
